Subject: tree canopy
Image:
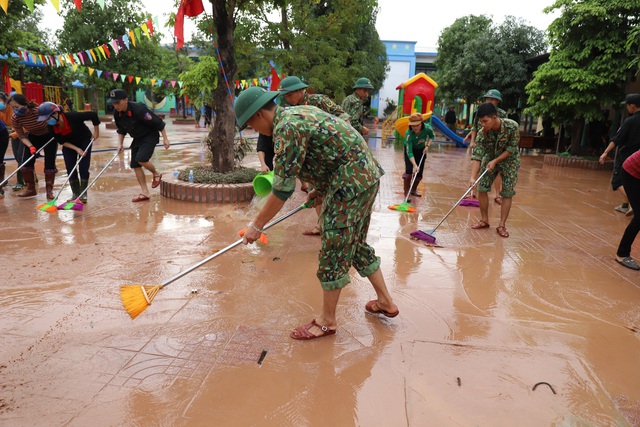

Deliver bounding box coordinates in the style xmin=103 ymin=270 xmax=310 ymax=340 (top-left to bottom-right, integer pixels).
xmin=435 ymin=15 xmax=546 ymax=115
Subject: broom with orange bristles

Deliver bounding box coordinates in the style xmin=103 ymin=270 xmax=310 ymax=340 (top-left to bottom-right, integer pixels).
xmin=120 ymin=201 xmax=313 ymax=319
xmin=37 ymin=139 xmax=94 ymax=212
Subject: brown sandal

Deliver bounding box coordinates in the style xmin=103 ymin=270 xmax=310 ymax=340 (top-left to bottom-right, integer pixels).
xmin=471 ymin=220 xmax=490 ymax=229
xmin=496 ymin=226 xmax=509 ymax=238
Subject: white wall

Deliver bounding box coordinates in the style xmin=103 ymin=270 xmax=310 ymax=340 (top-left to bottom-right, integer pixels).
xmin=377 ymin=61 xmax=411 ymax=118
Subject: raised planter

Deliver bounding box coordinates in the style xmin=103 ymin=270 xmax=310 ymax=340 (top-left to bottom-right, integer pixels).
xmin=543 ymin=154 xmax=613 ymax=170
xmin=105 ymin=122 xmax=117 ymax=130
xmin=173 ymin=118 xmax=197 ymax=125
xmin=99 ymin=116 xmax=113 ymax=123
xmin=160 ymin=180 xmax=255 ymax=203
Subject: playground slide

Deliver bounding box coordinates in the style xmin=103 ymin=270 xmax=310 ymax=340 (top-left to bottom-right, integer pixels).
xmin=432 ymin=115 xmax=468 ymax=148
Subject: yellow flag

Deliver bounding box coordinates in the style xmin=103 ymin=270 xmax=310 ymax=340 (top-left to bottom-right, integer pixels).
xmin=89 ymin=68 xmax=95 ymax=76
xmin=97 ymin=46 xmax=106 ymax=59
xmin=129 ymin=30 xmax=136 ymax=47
xmin=49 ymin=0 xmax=60 ymax=12
xmin=0 ymin=0 xmax=9 ymax=14
xmin=150 ymin=78 xmax=156 ymax=86
xmin=90 ymin=50 xmax=97 ymax=61
xmin=136 ymin=77 xmax=141 ymax=84
xmin=72 ymin=64 xmax=78 ymax=71
xmin=141 ymin=23 xmax=150 ymax=39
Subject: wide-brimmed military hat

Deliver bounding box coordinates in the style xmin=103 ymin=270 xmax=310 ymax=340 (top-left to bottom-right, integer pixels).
xmin=234 ymin=86 xmax=279 ymax=128
xmin=278 ymin=76 xmax=308 ymax=94
xmin=353 ymin=77 xmax=374 ymax=89
xmin=483 ymin=89 xmax=502 ymax=102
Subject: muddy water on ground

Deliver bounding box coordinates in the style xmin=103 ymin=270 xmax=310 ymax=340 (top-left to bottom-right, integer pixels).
xmin=1 ymin=126 xmax=639 ymax=426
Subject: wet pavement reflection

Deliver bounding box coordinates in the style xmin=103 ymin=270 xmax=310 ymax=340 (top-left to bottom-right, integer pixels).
xmin=0 ymin=121 xmax=639 ymax=426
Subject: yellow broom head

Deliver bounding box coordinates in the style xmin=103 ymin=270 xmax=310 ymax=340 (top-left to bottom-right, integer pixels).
xmin=120 ymin=284 xmax=162 ymax=319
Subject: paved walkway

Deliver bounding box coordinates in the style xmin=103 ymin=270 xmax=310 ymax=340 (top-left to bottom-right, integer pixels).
xmin=0 ymin=119 xmax=639 ymax=426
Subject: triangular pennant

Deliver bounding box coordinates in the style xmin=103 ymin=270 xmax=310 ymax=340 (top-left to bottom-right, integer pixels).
xmin=90 ymin=49 xmax=97 ymax=62
xmin=49 ymin=0 xmax=60 ymax=13
xmin=128 ymin=75 xmax=134 ymax=83
xmin=171 ymin=80 xmax=176 ymax=87
xmin=178 ymin=81 xmax=183 ymax=88
xmin=96 ymin=70 xmax=103 ymax=78
xmin=134 ymin=28 xmax=142 ymax=42
xmin=23 ymin=0 xmax=34 ymax=12
xmin=112 ymin=73 xmax=119 ymax=81
xmin=85 ymin=50 xmax=93 ymax=63
xmin=111 ymin=40 xmax=119 ymax=55
xmin=123 ymin=34 xmax=131 ymax=49
xmin=129 ymin=30 xmax=136 ymax=47
xmin=67 ymin=54 xmax=75 ymax=65
xmin=72 ymin=64 xmax=78 ymax=71
xmin=150 ymin=78 xmax=156 ymax=86
xmin=88 ymin=68 xmax=95 ymax=76
xmin=0 ymin=0 xmax=8 ymax=14
xmin=146 ymin=19 xmax=154 ymax=36
xmin=102 ymin=44 xmax=111 ymax=58
xmin=118 ymin=37 xmax=126 ymax=51
xmin=97 ymin=46 xmax=106 ymax=59
xmin=78 ymin=52 xmax=85 ymax=65
xmin=73 ymin=0 xmax=82 ymax=11
xmin=105 ymin=71 xmax=111 ymax=79
xmin=136 ymin=77 xmax=141 ymax=84
xmin=97 ymin=0 xmax=104 ymax=8
xmin=120 ymin=75 xmax=126 ymax=82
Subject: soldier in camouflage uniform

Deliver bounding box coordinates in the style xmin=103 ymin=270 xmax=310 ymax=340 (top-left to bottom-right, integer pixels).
xmin=235 ymin=86 xmax=399 ymax=341
xmin=469 ymin=102 xmax=521 ymax=238
xmin=279 ymin=75 xmax=351 ymax=236
xmin=341 ymin=77 xmax=374 ymax=136
xmin=464 ymin=89 xmax=508 ymax=203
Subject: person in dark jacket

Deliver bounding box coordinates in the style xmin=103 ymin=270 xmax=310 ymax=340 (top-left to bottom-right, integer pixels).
xmin=37 ymin=102 xmax=100 ymax=203
xmin=109 ymin=89 xmax=170 ymax=202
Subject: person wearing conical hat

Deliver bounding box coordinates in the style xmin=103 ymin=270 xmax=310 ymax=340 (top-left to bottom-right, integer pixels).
xmin=235 ymin=86 xmax=399 ymax=341
xmin=341 ymin=77 xmax=374 ymax=136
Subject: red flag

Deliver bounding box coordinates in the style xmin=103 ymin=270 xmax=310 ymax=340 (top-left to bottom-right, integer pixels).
xmin=174 ymin=0 xmax=204 ymax=50
xmin=269 ymin=61 xmax=280 ymax=91
xmin=74 ymin=0 xmax=82 ymax=11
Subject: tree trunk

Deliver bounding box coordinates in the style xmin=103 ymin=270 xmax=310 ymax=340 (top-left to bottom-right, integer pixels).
xmin=209 ymin=0 xmax=237 ymax=173
xmin=570 ymin=118 xmax=584 ymax=155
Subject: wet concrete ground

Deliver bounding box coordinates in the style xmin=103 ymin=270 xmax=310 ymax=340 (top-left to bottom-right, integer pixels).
xmin=0 ymin=120 xmax=639 ymax=426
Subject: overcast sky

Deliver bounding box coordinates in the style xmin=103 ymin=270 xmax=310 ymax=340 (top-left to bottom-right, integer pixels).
xmin=39 ymin=0 xmax=559 ymax=50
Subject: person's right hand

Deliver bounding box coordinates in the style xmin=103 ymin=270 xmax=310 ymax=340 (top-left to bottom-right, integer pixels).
xmin=260 ymin=165 xmax=270 ymax=173
xmin=412 ymin=164 xmax=418 ymax=173
xmin=29 ymin=146 xmax=37 ymax=155
xmin=599 ymin=153 xmax=608 ymax=165
xmin=117 ymin=145 xmax=124 ymax=154
xmin=362 ymin=126 xmax=370 ymax=136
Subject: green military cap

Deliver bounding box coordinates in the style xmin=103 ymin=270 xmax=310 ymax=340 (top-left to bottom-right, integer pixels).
xmin=278 ymin=76 xmax=308 ymax=94
xmin=483 ymin=89 xmax=502 ymax=102
xmin=353 ymin=77 xmax=374 ymax=89
xmin=234 ymin=86 xmax=279 ymax=128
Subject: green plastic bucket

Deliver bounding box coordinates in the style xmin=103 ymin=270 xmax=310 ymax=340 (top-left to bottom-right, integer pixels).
xmin=253 ymin=171 xmax=274 ymax=197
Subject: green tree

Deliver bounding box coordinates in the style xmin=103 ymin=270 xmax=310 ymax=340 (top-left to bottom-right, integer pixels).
xmin=526 ymin=0 xmax=640 ymax=154
xmin=435 ymin=15 xmax=493 ymax=123
xmin=57 ymin=0 xmax=179 ymax=110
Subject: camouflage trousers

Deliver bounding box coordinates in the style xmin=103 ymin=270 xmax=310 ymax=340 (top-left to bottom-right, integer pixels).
xmin=317 ymin=183 xmax=381 ymax=291
xmin=478 ymin=159 xmax=519 ymax=198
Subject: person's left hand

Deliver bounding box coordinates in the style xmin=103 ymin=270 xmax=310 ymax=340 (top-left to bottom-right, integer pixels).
xmin=305 ymin=189 xmax=320 ymax=206
xmin=362 ymin=126 xmax=370 ymax=136
xmin=163 ymin=138 xmax=170 ymax=149
xmin=487 ymin=159 xmax=498 ymax=171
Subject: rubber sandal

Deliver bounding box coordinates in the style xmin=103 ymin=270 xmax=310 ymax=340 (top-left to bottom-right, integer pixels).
xmin=616 ymin=257 xmax=640 ymax=271
xmin=471 ymin=220 xmax=490 ymax=229
xmin=496 ymin=226 xmax=509 ymax=238
xmin=365 ymin=300 xmax=399 ymax=318
xmin=290 ymin=319 xmax=336 ymax=340
xmin=494 ymin=196 xmax=502 ymax=205
xmin=151 ymin=173 xmax=162 ymax=188
xmin=132 ymin=194 xmax=150 ymax=202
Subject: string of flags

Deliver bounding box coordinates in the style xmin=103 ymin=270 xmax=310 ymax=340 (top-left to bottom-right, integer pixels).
xmin=13 ymin=19 xmax=156 ymax=69
xmin=1 ymin=0 xmax=106 ymax=14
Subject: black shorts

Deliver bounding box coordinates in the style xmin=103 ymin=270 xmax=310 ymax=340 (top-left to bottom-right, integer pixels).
xmin=130 ymin=135 xmax=159 ymax=168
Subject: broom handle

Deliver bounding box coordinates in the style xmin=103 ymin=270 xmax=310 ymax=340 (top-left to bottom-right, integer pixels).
xmin=403 ymin=151 xmax=426 ymax=204
xmin=0 ymin=137 xmax=56 ymax=187
xmin=161 ymin=201 xmax=313 ymax=288
xmin=74 ymin=151 xmax=119 ymax=200
xmin=431 ymin=168 xmax=490 ymax=233
xmin=52 ymin=139 xmax=94 ymax=201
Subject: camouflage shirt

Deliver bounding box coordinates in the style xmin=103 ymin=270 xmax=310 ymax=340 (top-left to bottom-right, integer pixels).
xmin=341 ymin=93 xmax=366 ymax=134
xmin=280 ymin=92 xmax=350 ymax=123
xmin=272 ymin=105 xmax=384 ymax=227
xmin=471 ymin=117 xmax=521 ymax=167
xmin=471 ymin=107 xmax=507 ymax=133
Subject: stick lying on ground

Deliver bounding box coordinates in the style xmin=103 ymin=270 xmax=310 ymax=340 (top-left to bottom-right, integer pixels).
xmin=37 ymin=139 xmax=94 ymax=212
xmin=57 ymin=151 xmax=120 ymax=211
xmin=411 ymin=168 xmax=489 ymax=244
xmin=120 ymin=201 xmax=313 ymax=319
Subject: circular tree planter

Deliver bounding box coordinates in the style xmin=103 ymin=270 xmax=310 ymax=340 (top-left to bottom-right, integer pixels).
xmin=160 ymin=180 xmax=255 ymax=203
